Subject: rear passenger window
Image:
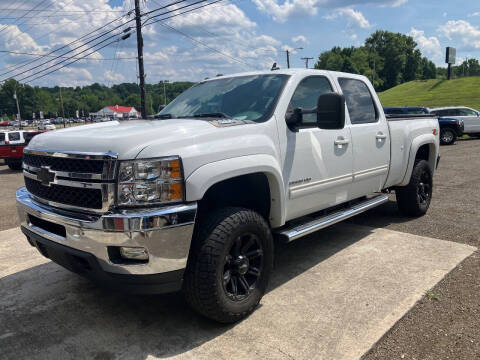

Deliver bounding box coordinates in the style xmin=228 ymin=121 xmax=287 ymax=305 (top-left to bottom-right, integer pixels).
xmin=0 ymin=133 xmax=5 ymax=142
xmin=288 ymin=76 xmax=333 ymax=124
xmin=8 ymin=132 xmax=20 ymax=141
xmin=338 ymin=78 xmax=377 ymax=124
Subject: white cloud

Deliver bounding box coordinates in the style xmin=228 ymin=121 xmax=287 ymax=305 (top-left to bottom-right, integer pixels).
xmin=468 ymin=12 xmax=480 ymax=17
xmin=104 ymin=70 xmax=125 ymax=82
xmin=251 ymin=0 xmax=406 ymax=22
xmin=438 ymin=20 xmax=480 ymax=49
xmin=292 ymin=35 xmax=308 ymax=43
xmin=324 ymin=8 xmax=371 ymax=29
xmin=409 ymin=28 xmax=442 ymax=60
xmin=251 ymin=0 xmax=319 ymax=23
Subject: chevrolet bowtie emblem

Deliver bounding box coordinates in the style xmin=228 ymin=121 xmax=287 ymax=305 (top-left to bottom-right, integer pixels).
xmin=37 ymin=166 xmax=56 ymax=187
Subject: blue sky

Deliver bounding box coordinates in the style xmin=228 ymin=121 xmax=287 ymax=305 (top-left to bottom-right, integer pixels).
xmin=0 ymin=0 xmax=479 ymax=86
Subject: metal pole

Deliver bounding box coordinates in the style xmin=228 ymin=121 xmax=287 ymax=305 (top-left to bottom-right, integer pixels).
xmin=14 ymin=89 xmax=21 ymax=129
xmin=59 ymin=87 xmax=65 ymax=127
xmin=134 ymin=0 xmax=147 ymax=119
xmin=447 ymin=63 xmax=452 ymax=80
xmin=301 ymin=57 xmax=313 ymax=69
xmin=163 ymin=80 xmax=167 ymax=106
xmin=286 ymin=50 xmax=290 ymax=69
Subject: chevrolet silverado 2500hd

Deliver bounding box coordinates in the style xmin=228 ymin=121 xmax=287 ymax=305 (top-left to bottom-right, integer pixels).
xmin=16 ymin=69 xmax=440 ymax=323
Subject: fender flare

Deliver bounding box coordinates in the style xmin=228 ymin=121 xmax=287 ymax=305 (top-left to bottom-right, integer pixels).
xmin=185 ymin=154 xmax=286 ymax=227
xmin=399 ymin=134 xmax=437 ymax=186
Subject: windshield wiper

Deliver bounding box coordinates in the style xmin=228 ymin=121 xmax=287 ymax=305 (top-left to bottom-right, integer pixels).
xmin=191 ymin=112 xmax=231 ymax=119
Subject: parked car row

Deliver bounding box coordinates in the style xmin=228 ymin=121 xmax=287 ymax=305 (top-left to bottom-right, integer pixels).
xmin=383 ymin=106 xmax=480 ymax=145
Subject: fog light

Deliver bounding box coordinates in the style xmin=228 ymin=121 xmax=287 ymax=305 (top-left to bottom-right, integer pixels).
xmin=119 ymin=246 xmax=149 ymax=260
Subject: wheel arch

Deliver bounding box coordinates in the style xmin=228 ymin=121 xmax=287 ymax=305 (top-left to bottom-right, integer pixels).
xmin=185 ymin=155 xmax=285 ymax=227
xmin=399 ymin=135 xmax=438 ymax=187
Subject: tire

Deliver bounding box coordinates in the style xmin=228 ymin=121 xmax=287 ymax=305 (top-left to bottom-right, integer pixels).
xmin=396 ymin=159 xmax=433 ymax=217
xmin=183 ymin=207 xmax=274 ymax=323
xmin=439 ymin=127 xmax=456 ymax=145
xmin=6 ymin=160 xmax=22 ymax=170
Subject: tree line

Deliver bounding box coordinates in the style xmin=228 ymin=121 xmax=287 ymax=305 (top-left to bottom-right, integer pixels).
xmin=0 ymin=79 xmax=193 ymax=120
xmin=314 ymin=30 xmax=480 ymax=91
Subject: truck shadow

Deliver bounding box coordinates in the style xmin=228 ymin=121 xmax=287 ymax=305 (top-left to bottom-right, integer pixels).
xmin=1 ymin=221 xmax=382 ymax=359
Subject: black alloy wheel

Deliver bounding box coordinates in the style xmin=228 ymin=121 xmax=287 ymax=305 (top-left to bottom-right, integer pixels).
xmin=222 ymin=232 xmax=264 ymax=301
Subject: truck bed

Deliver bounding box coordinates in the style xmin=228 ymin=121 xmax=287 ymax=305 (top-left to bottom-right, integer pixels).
xmin=384 ymin=115 xmax=439 ymax=188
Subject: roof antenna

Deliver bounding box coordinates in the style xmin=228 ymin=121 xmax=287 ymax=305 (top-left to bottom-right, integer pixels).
xmin=271 ymin=62 xmax=280 ymax=71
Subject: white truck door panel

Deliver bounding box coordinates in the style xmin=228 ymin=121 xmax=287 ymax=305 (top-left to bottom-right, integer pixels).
xmin=337 ymin=77 xmax=390 ymax=198
xmin=285 ymin=127 xmax=353 ymax=220
xmin=282 ymin=75 xmax=353 ymax=221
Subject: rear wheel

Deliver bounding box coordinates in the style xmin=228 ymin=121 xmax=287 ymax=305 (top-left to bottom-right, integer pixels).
xmin=440 ymin=128 xmax=456 ymax=145
xmin=183 ymin=207 xmax=273 ymax=323
xmin=396 ymin=159 xmax=433 ymax=217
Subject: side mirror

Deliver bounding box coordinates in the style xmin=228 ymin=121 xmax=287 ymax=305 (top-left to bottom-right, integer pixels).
xmin=317 ymin=93 xmax=345 ymax=130
xmin=285 ymin=108 xmax=302 ymax=132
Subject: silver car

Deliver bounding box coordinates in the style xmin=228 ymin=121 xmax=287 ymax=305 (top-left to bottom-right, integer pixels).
xmin=430 ymin=107 xmax=480 ymax=135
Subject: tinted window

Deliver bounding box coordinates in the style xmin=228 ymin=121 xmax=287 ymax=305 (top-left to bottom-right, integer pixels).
xmin=458 ymin=108 xmax=476 ymax=116
xmin=384 ymin=108 xmax=404 ymax=114
xmin=8 ymin=132 xmax=20 ymax=141
xmin=288 ymin=76 xmax=333 ymax=124
xmin=0 ymin=133 xmax=4 ymax=142
xmin=338 ymin=78 xmax=377 ymax=124
xmin=24 ymin=132 xmax=40 ymax=143
xmin=407 ymin=108 xmax=428 ymax=114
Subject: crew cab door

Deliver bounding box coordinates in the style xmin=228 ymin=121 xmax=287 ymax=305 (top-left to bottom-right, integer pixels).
xmin=336 ymin=77 xmax=390 ymax=198
xmin=282 ymin=75 xmax=353 ymax=221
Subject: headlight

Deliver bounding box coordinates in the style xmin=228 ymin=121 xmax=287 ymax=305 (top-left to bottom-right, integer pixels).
xmin=117 ymin=157 xmax=184 ymax=206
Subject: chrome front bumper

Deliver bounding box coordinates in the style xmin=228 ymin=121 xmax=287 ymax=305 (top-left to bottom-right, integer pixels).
xmin=16 ymin=187 xmax=197 ymax=276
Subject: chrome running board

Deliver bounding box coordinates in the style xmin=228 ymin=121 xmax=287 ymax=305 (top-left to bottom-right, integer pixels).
xmin=276 ymin=194 xmax=389 ymax=243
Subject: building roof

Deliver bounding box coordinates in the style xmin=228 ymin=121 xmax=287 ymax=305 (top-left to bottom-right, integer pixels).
xmin=106 ymin=105 xmax=137 ymax=113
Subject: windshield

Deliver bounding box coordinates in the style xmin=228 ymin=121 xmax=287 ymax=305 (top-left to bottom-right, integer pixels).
xmin=158 ymin=74 xmax=289 ymax=122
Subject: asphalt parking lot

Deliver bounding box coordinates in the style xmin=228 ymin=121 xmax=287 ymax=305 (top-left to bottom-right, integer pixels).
xmin=1 ymin=138 xmax=479 ymax=359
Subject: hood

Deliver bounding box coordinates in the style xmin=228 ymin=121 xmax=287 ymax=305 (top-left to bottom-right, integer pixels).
xmin=27 ymin=119 xmax=224 ymax=159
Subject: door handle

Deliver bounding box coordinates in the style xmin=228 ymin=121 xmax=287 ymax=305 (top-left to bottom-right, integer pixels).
xmin=376 ymin=132 xmax=387 ymax=140
xmin=334 ymin=137 xmax=350 ymax=146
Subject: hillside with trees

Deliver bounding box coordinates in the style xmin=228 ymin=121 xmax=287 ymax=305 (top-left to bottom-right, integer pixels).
xmin=314 ymin=30 xmax=437 ymax=91
xmin=0 ymin=79 xmax=193 ymax=120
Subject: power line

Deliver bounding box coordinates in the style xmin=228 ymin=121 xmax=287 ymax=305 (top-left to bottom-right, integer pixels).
xmin=0 ymin=14 xmax=135 ymax=80
xmin=0 ymin=0 xmax=50 ymax=35
xmin=156 ymin=22 xmax=254 ymax=69
xmin=0 ymin=50 xmax=137 ymax=60
xmin=11 ymin=29 xmax=133 ymax=83
xmin=22 ymin=33 xmax=134 ymax=84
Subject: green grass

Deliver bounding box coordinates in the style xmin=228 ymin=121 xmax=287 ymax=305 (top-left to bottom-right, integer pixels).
xmin=378 ymin=77 xmax=480 ymax=110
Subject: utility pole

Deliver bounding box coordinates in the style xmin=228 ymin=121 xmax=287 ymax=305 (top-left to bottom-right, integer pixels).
xmin=59 ymin=87 xmax=65 ymax=128
xmin=163 ymin=80 xmax=169 ymax=106
xmin=301 ymin=57 xmax=313 ymax=69
xmin=134 ymin=0 xmax=147 ymax=119
xmin=13 ymin=89 xmax=21 ymax=129
xmin=285 ymin=47 xmax=303 ymax=68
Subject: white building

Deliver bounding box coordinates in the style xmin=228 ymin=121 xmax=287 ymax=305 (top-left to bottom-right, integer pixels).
xmin=89 ymin=105 xmax=141 ymax=120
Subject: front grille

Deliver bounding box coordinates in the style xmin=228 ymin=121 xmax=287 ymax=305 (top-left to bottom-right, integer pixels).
xmin=25 ymin=177 xmax=103 ymax=209
xmin=23 ymin=154 xmax=104 ymax=173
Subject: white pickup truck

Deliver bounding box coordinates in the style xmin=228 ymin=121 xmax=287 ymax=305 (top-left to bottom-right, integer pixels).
xmin=17 ymin=69 xmax=440 ymax=323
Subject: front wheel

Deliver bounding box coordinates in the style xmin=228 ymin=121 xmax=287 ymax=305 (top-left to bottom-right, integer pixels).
xmin=396 ymin=159 xmax=433 ymax=217
xmin=440 ymin=128 xmax=456 ymax=145
xmin=183 ymin=207 xmax=274 ymax=323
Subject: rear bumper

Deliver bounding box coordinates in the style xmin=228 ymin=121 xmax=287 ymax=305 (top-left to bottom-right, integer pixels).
xmin=16 ymin=187 xmax=197 ymax=293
